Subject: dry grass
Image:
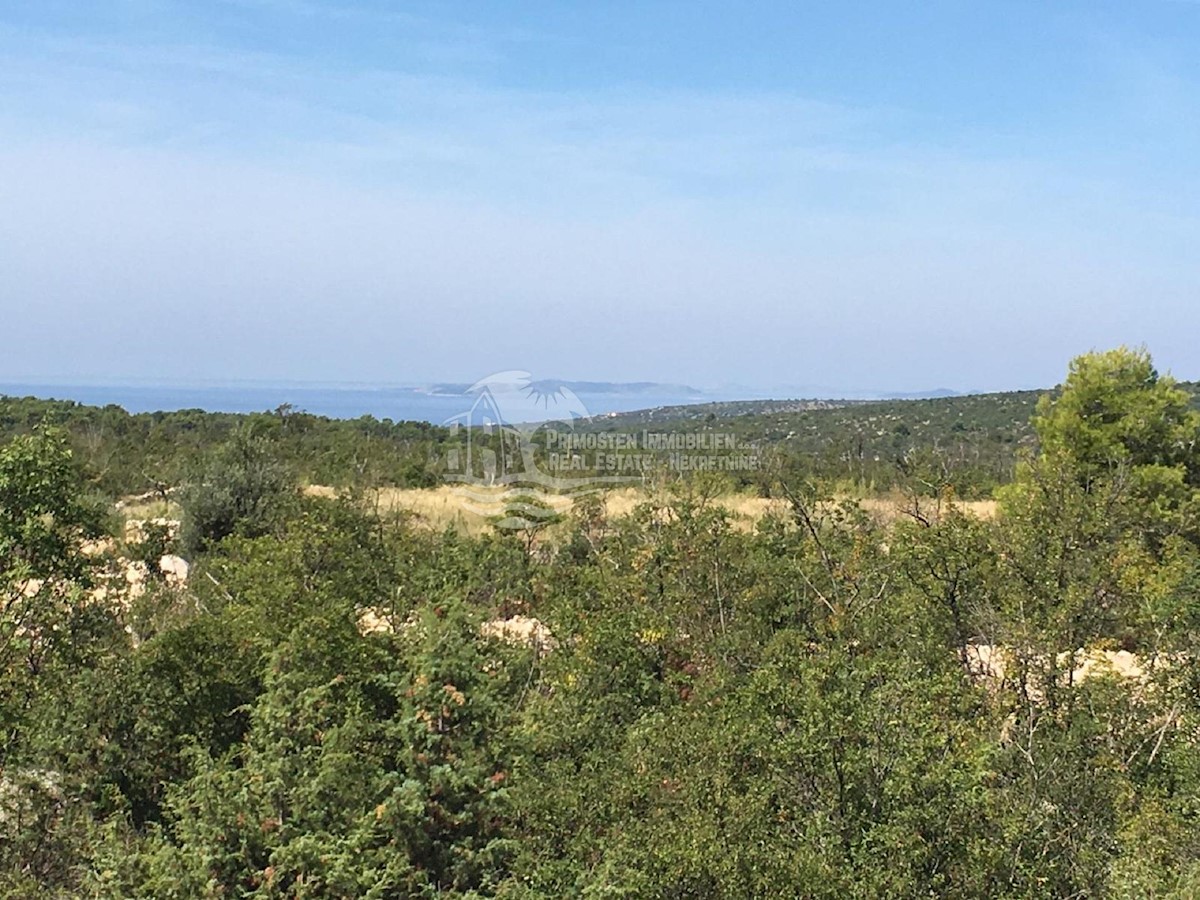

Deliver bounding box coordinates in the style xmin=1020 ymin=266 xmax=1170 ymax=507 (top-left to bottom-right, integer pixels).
xmin=117 ymin=498 xmax=182 ymax=521
xmin=859 ymin=496 xmax=997 ymax=522
xmin=298 ymin=484 xmax=996 ymax=534
xmin=116 ymin=485 xmax=995 ymax=536
xmin=367 ymin=486 xmax=563 ymax=535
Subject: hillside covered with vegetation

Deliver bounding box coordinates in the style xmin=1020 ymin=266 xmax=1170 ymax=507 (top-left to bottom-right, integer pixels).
xmin=3 ymin=348 xmax=1200 ymax=897
xmin=584 ymin=389 xmax=1050 ymax=498
xmin=0 ymin=383 xmax=1060 ymax=504
xmin=0 ymin=399 xmax=446 ymax=499
xmin=12 ymin=376 xmax=1196 ymax=506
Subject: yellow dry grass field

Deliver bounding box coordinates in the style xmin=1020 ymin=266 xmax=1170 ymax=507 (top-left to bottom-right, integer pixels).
xmin=114 ymin=484 xmax=997 ymax=535
xmin=299 ymin=484 xmax=996 ymax=534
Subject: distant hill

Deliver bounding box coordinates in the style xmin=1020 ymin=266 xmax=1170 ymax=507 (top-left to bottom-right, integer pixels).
xmin=579 ymin=389 xmax=1050 ymax=498
xmin=5 ymin=379 xmax=1198 ymax=501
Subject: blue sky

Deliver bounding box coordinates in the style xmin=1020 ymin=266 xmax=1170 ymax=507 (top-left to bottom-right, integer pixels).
xmin=1 ymin=1 xmax=1198 ymax=391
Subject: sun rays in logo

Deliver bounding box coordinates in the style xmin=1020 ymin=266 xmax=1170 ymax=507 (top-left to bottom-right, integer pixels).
xmin=443 ymin=371 xmax=630 ymax=529
xmin=464 ymin=371 xmax=589 ymax=429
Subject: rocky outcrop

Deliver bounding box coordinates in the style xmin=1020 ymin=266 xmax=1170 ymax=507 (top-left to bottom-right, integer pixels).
xmin=965 ymin=643 xmax=1147 ymax=694
xmin=480 ymin=615 xmax=557 ymax=654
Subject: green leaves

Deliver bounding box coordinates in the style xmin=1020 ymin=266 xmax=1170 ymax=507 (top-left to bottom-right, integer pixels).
xmin=1030 ymin=347 xmax=1200 ymax=509
xmin=179 ymin=429 xmax=297 ymax=555
xmin=139 ymin=601 xmax=523 ymax=898
xmin=0 ymin=428 xmax=103 ymax=582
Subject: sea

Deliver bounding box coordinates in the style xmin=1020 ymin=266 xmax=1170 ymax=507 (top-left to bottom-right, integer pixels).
xmin=0 ymin=382 xmax=726 ymax=425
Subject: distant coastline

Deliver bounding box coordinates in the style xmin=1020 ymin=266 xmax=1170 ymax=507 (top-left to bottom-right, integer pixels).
xmin=0 ymin=379 xmax=973 ymax=425
xmin=0 ymin=381 xmax=719 ymax=424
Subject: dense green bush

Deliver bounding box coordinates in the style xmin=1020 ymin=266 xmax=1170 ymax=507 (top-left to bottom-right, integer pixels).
xmin=178 ymin=431 xmax=297 ymax=554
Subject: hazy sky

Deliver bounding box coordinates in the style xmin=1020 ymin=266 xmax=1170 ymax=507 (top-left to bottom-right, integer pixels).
xmin=1 ymin=1 xmax=1198 ymax=391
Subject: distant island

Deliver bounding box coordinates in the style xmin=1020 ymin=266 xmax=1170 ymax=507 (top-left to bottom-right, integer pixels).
xmin=423 ymin=380 xmax=705 ymax=397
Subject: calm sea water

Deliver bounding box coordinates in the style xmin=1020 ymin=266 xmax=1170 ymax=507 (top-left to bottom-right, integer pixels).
xmin=0 ymin=383 xmax=720 ymax=424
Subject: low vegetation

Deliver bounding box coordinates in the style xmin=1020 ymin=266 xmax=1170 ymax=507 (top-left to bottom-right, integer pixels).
xmin=2 ymin=347 xmax=1200 ymax=897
